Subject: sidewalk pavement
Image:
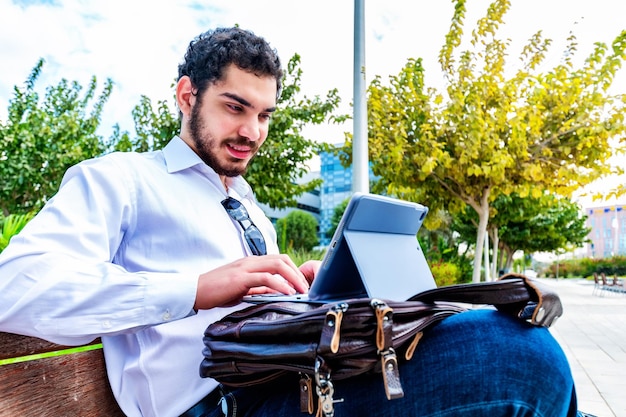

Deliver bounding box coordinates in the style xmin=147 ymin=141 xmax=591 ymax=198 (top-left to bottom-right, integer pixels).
xmin=538 ymin=278 xmax=626 ymax=417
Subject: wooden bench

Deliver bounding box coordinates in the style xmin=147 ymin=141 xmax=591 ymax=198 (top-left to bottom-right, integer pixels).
xmin=0 ymin=332 xmax=125 ymax=416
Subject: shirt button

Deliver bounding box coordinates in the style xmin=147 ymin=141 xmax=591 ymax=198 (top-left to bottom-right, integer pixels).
xmin=162 ymin=310 xmax=172 ymax=321
xmin=102 ymin=320 xmax=112 ymax=329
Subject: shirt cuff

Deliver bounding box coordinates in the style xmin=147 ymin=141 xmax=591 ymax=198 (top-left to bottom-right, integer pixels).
xmin=142 ymin=272 xmax=198 ymax=323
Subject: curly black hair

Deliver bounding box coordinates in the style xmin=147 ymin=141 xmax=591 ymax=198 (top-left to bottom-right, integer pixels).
xmin=178 ymin=27 xmax=284 ymax=99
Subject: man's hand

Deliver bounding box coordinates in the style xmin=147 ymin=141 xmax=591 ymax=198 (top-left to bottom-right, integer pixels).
xmin=299 ymin=260 xmax=321 ymax=285
xmin=194 ymin=255 xmax=311 ymax=310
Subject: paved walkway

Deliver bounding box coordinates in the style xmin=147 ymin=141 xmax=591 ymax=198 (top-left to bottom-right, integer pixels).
xmin=538 ymin=278 xmax=626 ymax=417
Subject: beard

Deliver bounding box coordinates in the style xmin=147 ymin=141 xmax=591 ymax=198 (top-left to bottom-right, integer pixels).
xmin=188 ymin=100 xmax=259 ymax=177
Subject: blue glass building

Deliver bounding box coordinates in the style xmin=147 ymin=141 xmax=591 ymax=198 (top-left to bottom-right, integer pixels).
xmin=318 ymin=146 xmax=376 ymax=246
xmin=259 ymin=145 xmax=375 ymax=247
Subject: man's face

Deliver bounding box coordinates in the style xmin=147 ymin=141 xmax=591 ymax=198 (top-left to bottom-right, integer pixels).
xmin=187 ymin=64 xmax=278 ymax=177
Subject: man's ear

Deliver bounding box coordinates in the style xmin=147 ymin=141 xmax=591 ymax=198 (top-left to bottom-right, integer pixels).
xmin=176 ymin=76 xmax=195 ymax=118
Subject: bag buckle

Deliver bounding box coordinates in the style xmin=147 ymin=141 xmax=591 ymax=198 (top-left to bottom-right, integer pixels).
xmin=371 ymin=299 xmax=404 ymax=400
xmin=314 ymin=357 xmax=344 ymax=417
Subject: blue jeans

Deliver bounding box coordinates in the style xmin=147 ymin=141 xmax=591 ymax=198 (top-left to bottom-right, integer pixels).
xmin=202 ymin=309 xmax=577 ymax=417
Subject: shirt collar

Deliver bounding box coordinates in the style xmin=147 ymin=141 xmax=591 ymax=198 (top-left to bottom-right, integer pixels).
xmin=162 ymin=136 xmax=254 ymax=200
xmin=163 ymin=136 xmax=203 ymax=173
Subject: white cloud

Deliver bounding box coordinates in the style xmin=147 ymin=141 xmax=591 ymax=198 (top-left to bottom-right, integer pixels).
xmin=2 ymin=0 xmax=625 ymax=127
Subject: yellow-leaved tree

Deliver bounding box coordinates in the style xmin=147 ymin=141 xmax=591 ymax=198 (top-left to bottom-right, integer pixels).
xmin=347 ymin=0 xmax=626 ymax=282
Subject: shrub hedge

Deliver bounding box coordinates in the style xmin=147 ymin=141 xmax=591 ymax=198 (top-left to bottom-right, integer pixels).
xmin=545 ymin=256 xmax=626 ymax=278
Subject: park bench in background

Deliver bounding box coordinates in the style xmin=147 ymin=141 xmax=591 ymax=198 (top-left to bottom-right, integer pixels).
xmin=0 ymin=332 xmax=125 ymax=417
xmin=592 ymin=272 xmax=603 ymax=296
xmin=593 ymin=272 xmax=626 ymax=296
xmin=606 ymin=274 xmax=626 ymax=295
xmin=611 ymin=274 xmax=622 ymax=287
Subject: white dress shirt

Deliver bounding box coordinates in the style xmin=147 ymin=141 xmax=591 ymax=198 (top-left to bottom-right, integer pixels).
xmin=0 ymin=136 xmax=279 ymax=417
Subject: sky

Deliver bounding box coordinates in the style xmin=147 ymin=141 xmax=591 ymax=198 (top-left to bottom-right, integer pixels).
xmin=1 ymin=0 xmax=625 ymax=205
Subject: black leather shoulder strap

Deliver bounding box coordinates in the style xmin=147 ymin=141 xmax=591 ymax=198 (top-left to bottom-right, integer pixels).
xmin=409 ymin=275 xmax=534 ymax=306
xmin=408 ymin=273 xmax=562 ymax=327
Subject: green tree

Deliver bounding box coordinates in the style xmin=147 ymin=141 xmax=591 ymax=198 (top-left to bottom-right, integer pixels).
xmin=110 ymin=94 xmax=179 ymax=153
xmin=350 ymin=0 xmax=626 ymax=282
xmin=454 ymin=193 xmax=590 ymax=272
xmin=0 ymin=59 xmax=113 ymax=216
xmin=1 ymin=54 xmax=344 ymax=218
xmin=496 ymin=194 xmax=590 ymax=270
xmin=275 ymin=210 xmax=319 ymax=252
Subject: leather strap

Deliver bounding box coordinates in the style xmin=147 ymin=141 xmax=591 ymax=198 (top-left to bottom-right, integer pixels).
xmin=408 ymin=274 xmax=562 ymax=327
xmin=409 ymin=276 xmax=532 ymax=305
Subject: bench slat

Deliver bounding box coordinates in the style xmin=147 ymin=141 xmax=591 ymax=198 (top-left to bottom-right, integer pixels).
xmin=0 ymin=333 xmax=125 ymax=416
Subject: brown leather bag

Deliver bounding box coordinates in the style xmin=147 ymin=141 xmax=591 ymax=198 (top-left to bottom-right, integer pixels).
xmin=200 ymin=274 xmax=562 ymax=416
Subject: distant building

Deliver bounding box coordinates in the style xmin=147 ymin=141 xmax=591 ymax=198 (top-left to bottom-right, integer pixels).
xmin=319 ymin=151 xmax=353 ymax=245
xmin=319 ymin=146 xmax=376 ymax=245
xmin=259 ymin=170 xmax=321 ymax=227
xmin=585 ymin=204 xmax=626 ymax=258
xmin=259 ymin=145 xmax=375 ymax=246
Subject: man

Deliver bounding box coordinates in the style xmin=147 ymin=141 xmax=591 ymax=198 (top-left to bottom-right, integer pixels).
xmin=0 ymin=27 xmax=579 ymax=417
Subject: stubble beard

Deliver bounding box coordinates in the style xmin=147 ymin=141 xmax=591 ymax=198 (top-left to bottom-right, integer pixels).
xmin=188 ymin=101 xmax=258 ymax=178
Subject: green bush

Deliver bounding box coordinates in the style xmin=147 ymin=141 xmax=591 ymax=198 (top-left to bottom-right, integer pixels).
xmin=275 ymin=210 xmax=319 ymax=252
xmin=430 ymin=261 xmax=462 ymax=287
xmin=547 ymin=256 xmax=626 ymax=278
xmin=0 ymin=212 xmax=35 ymax=252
